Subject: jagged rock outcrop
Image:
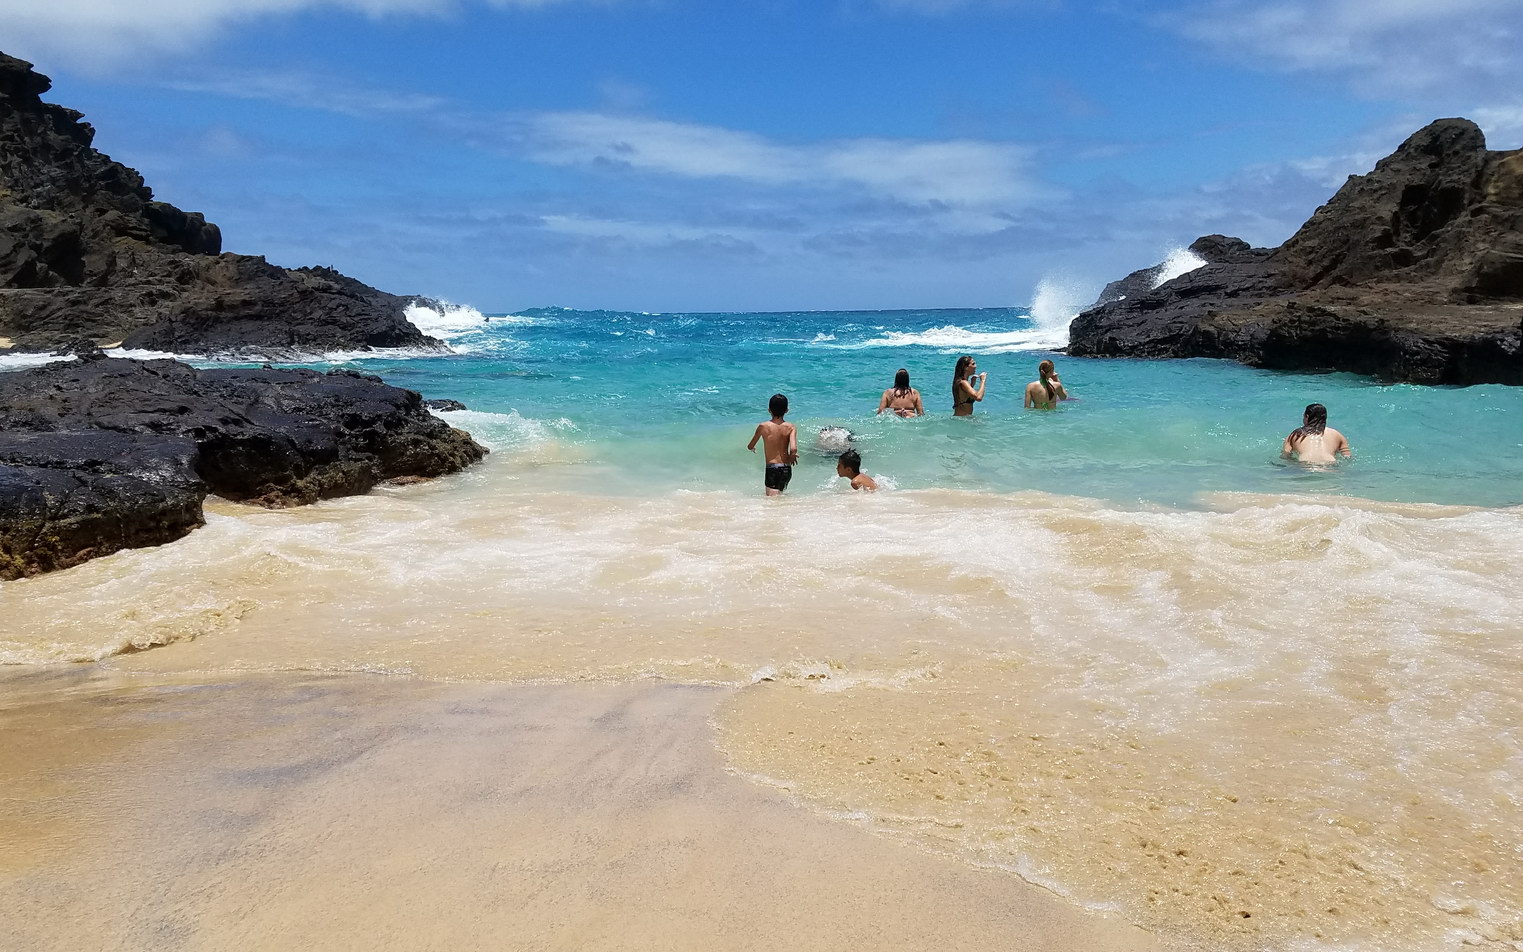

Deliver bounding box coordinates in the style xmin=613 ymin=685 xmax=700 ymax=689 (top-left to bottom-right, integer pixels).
xmin=0 ymin=357 xmax=487 ymax=578
xmin=1069 ymin=119 xmax=1523 ymax=384
xmin=0 ymin=52 xmax=439 ymax=357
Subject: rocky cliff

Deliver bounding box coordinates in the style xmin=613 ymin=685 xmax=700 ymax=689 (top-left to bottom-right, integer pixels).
xmin=0 ymin=52 xmax=439 ymax=357
xmin=0 ymin=355 xmax=486 ymax=578
xmin=1068 ymin=120 xmax=1523 ymax=385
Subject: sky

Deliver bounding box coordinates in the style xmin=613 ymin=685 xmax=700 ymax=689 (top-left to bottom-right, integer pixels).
xmin=3 ymin=0 xmax=1522 ymax=312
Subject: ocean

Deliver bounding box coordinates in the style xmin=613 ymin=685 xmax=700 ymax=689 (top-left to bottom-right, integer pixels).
xmin=3 ymin=303 xmax=1521 ymax=951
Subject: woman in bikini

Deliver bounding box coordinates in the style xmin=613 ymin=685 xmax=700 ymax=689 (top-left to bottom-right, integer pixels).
xmin=877 ymin=368 xmax=925 ymax=417
xmin=952 ymin=355 xmax=987 ymax=416
xmin=1282 ymin=403 xmax=1351 ymax=463
xmin=1023 ymin=359 xmax=1068 ymax=409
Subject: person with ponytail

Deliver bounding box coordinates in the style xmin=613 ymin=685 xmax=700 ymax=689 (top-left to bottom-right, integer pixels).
xmin=1281 ymin=403 xmax=1351 ymax=463
xmin=952 ymin=355 xmax=987 ymax=416
xmin=877 ymin=367 xmax=925 ymax=417
xmin=1023 ymin=359 xmax=1069 ymax=409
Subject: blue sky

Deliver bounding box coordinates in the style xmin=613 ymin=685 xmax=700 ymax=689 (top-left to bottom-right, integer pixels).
xmin=4 ymin=0 xmax=1522 ymax=312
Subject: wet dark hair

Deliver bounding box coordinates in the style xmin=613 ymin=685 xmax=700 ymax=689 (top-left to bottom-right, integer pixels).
xmin=1290 ymin=402 xmax=1327 ymax=445
xmin=893 ymin=368 xmax=911 ymax=396
xmin=838 ymin=449 xmax=862 ymax=475
xmin=953 ymin=356 xmax=974 ymax=402
xmin=769 ymin=393 xmax=788 ymax=417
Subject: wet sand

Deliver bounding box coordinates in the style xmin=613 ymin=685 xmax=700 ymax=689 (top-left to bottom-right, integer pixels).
xmin=0 ymin=669 xmax=1159 ymax=952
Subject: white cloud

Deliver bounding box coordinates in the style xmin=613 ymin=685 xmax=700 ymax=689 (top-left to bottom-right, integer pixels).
xmin=0 ymin=0 xmax=586 ymax=69
xmin=523 ymin=112 xmax=1046 ymax=208
xmin=165 ymin=71 xmax=446 ymax=116
xmin=1166 ymin=0 xmax=1523 ymax=95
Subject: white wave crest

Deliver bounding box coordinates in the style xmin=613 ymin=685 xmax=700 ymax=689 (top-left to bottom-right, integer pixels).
xmin=403 ymin=300 xmax=488 ymax=339
xmin=102 ymin=345 xmax=452 ymax=364
xmin=0 ymin=352 xmax=76 ymax=372
xmin=1151 ymin=247 xmax=1208 ymax=288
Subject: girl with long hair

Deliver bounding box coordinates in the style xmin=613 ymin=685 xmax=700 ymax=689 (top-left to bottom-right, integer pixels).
xmin=1024 ymin=359 xmax=1069 ymax=409
xmin=877 ymin=367 xmax=925 ymax=417
xmin=952 ymin=355 xmax=987 ymax=416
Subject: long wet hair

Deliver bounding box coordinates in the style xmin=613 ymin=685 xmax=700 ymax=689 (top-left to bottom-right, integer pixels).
xmin=892 ymin=367 xmax=911 ymax=397
xmin=1290 ymin=403 xmax=1327 ymax=444
xmin=1038 ymin=359 xmax=1057 ymax=403
xmin=953 ymin=355 xmax=974 ymax=398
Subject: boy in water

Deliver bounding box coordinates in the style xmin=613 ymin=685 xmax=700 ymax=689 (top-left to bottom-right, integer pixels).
xmin=835 ymin=449 xmax=878 ymax=492
xmin=748 ymin=393 xmax=798 ymax=495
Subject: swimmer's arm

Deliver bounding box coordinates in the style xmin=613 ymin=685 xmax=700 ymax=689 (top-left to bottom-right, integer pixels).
xmin=876 ymin=391 xmax=889 ymax=415
xmin=1054 ymin=380 xmax=1070 ymax=400
xmin=914 ymin=392 xmax=925 ymax=416
xmin=747 ymin=425 xmax=762 ymax=452
xmin=1337 ymin=434 xmax=1353 ymax=458
xmin=1281 ymin=434 xmax=1296 ymax=458
xmin=786 ymin=424 xmax=798 ymax=464
xmin=1024 ymin=385 xmax=1034 ymax=409
xmin=973 ymin=374 xmax=986 ymax=400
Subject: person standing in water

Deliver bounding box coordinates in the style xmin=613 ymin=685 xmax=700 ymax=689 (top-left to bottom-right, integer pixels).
xmin=877 ymin=368 xmax=925 ymax=417
xmin=1024 ymin=359 xmax=1069 ymax=409
xmin=952 ymin=355 xmax=987 ymax=416
xmin=747 ymin=393 xmax=799 ymax=495
xmin=1282 ymin=403 xmax=1351 ymax=463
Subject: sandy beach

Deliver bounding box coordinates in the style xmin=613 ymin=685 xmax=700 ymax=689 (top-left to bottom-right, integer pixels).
xmin=0 ymin=668 xmax=1157 ymax=952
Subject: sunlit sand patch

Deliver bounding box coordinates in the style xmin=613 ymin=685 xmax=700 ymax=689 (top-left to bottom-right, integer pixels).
xmin=0 ymin=670 xmax=1157 ymax=952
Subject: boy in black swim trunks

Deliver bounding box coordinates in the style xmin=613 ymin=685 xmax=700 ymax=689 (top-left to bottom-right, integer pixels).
xmin=747 ymin=393 xmax=798 ymax=496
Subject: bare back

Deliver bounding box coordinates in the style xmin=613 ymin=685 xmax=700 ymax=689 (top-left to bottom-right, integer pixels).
xmin=1283 ymin=426 xmax=1350 ymax=464
xmin=752 ymin=420 xmax=798 ymax=464
xmin=879 ymin=388 xmax=923 ymax=417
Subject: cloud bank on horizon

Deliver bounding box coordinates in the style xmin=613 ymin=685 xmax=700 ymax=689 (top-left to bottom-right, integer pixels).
xmin=1 ymin=0 xmax=1520 ymax=311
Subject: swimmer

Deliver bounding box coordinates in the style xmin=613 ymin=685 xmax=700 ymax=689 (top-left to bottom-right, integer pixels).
xmin=747 ymin=393 xmax=799 ymax=496
xmin=877 ymin=368 xmax=925 ymax=417
xmin=1024 ymin=359 xmax=1069 ymax=409
xmin=816 ymin=426 xmax=855 ymax=455
xmin=835 ymin=449 xmax=878 ymax=492
xmin=1282 ymin=403 xmax=1351 ymax=464
xmin=952 ymin=355 xmax=987 ymax=416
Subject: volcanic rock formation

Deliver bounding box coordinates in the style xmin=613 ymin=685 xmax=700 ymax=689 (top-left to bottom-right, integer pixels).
xmin=0 ymin=51 xmax=438 ymax=357
xmin=0 ymin=356 xmax=487 ymax=578
xmin=1069 ymin=119 xmax=1523 ymax=384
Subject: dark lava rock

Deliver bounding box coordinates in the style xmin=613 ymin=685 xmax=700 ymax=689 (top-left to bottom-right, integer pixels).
xmin=0 ymin=431 xmax=204 ymax=578
xmin=0 ymin=51 xmax=440 ymax=357
xmin=424 ymin=398 xmax=468 ymax=412
xmin=1069 ymin=120 xmax=1523 ymax=384
xmin=0 ymin=357 xmax=487 ymax=578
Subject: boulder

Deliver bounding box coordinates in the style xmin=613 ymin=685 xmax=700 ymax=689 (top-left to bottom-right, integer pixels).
xmin=0 ymin=357 xmax=488 ymax=578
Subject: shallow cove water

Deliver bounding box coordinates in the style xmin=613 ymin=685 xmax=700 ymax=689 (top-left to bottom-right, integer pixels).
xmin=4 ymin=306 xmax=1522 ymax=952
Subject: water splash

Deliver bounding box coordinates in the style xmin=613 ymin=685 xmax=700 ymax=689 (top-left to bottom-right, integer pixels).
xmin=1151 ymin=247 xmax=1208 ymax=289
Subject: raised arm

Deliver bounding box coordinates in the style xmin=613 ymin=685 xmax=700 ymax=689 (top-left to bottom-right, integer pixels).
xmin=973 ymin=373 xmax=987 ymax=401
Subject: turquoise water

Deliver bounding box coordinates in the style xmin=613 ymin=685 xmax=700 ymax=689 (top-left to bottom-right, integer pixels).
xmin=349 ymin=305 xmax=1523 ymax=509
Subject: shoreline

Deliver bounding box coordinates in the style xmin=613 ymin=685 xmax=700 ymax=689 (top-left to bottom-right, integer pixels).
xmin=0 ymin=667 xmax=1159 ymax=952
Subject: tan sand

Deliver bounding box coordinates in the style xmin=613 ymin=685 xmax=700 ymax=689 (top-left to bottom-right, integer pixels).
xmin=0 ymin=669 xmax=1160 ymax=952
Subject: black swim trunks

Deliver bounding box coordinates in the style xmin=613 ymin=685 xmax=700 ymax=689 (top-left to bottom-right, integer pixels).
xmin=764 ymin=463 xmax=792 ymax=492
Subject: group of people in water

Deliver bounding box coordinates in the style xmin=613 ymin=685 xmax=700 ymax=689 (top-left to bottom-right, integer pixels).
xmin=748 ymin=356 xmax=1351 ymax=495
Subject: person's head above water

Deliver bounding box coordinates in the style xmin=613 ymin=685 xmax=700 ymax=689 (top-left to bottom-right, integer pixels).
xmin=1302 ymin=403 xmax=1328 ymax=434
xmin=893 ymin=368 xmax=910 ymax=393
xmin=769 ymin=393 xmax=788 ymax=417
xmin=837 ymin=448 xmax=862 ymax=476
xmin=954 ymin=355 xmax=973 ymax=379
xmin=1037 ymin=359 xmax=1057 ymax=400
